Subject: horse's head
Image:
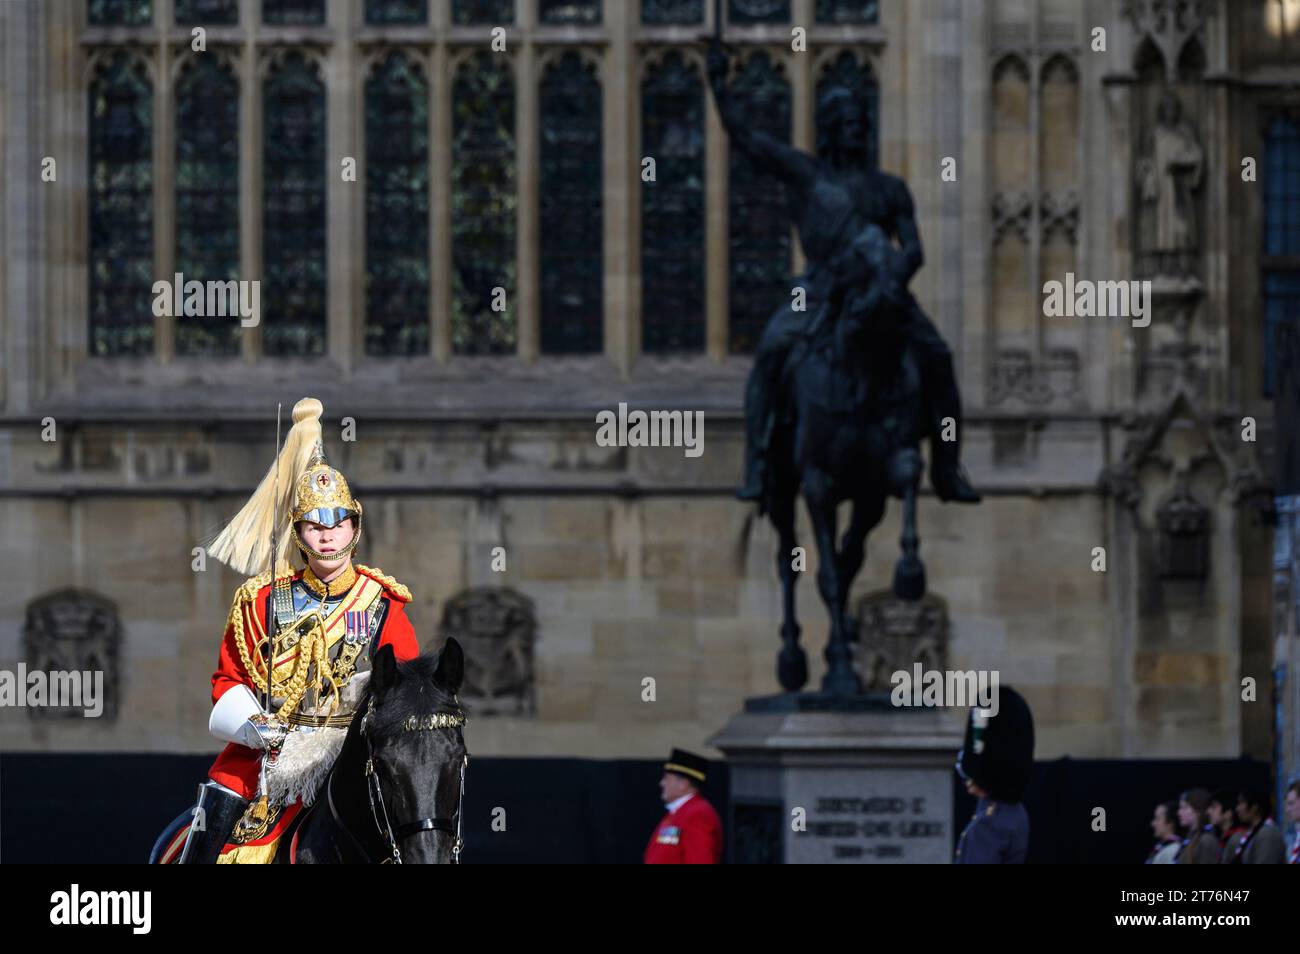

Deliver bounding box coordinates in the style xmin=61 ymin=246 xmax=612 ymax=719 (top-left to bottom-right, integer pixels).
xmin=361 ymin=638 xmax=468 ymax=863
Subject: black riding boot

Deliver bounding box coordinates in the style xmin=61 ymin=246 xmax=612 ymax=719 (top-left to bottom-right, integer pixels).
xmin=737 ymin=358 xmax=777 ymax=505
xmin=178 ymin=780 xmax=249 ymax=864
xmin=924 ymin=349 xmax=981 ymax=504
xmin=738 ymin=442 xmax=767 ymax=503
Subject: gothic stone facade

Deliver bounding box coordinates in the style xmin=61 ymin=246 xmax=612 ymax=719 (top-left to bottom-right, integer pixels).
xmin=1 ymin=0 xmax=1296 ymax=762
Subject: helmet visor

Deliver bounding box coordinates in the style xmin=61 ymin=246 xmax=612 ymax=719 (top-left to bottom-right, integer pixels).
xmin=299 ymin=507 xmax=356 ymax=530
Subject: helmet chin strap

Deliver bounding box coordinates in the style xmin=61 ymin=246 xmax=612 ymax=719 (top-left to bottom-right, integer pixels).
xmin=293 ymin=525 xmax=362 ymax=564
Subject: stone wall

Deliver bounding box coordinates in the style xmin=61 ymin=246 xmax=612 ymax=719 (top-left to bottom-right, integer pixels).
xmin=2 ymin=0 xmax=1295 ymax=764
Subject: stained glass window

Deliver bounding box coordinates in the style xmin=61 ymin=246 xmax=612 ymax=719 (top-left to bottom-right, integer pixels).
xmin=263 ymin=0 xmax=324 ymax=25
xmin=452 ymin=52 xmax=516 ymax=355
xmin=641 ymin=52 xmax=704 ymax=353
xmin=728 ymin=0 xmax=788 ymax=25
xmin=816 ymin=51 xmax=879 ymax=171
xmin=176 ymin=56 xmax=240 ymax=357
xmin=366 ymin=54 xmax=430 ymax=356
xmin=88 ymin=0 xmax=152 ymax=25
xmin=815 ymin=0 xmax=878 ymax=24
xmin=89 ymin=53 xmax=154 ymax=357
xmin=539 ymin=1 xmax=601 ymax=25
xmin=454 ymin=0 xmax=514 ymax=22
xmin=1263 ymin=115 xmax=1300 ymax=396
xmin=540 ymin=52 xmax=603 ymax=354
xmin=1264 ymin=272 xmax=1300 ymax=386
xmin=175 ymin=0 xmax=237 ymax=24
xmin=1265 ymin=115 xmax=1300 ymax=257
xmin=728 ymin=52 xmax=790 ymax=354
xmin=262 ymin=53 xmax=326 ymax=357
xmin=642 ymin=0 xmax=703 ymax=24
xmin=365 ymin=0 xmax=427 ymax=24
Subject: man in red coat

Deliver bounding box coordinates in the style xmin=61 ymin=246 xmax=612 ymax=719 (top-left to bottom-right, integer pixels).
xmin=644 ymin=749 xmax=723 ymax=864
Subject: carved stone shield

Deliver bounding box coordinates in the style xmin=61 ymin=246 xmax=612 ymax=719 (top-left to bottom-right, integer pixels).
xmin=22 ymin=588 xmax=122 ymax=721
xmin=437 ymin=587 xmax=537 ymax=717
xmin=852 ymin=590 xmax=949 ymax=692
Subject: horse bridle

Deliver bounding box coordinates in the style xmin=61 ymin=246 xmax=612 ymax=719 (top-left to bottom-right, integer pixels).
xmin=327 ymin=696 xmax=468 ymax=864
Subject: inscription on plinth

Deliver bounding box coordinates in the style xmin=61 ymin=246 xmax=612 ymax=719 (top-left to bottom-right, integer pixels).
xmin=713 ymin=701 xmax=962 ymax=864
xmin=789 ymin=769 xmax=950 ymax=863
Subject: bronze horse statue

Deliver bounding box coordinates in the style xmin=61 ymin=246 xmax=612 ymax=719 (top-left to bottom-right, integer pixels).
xmin=765 ymin=226 xmax=931 ymax=695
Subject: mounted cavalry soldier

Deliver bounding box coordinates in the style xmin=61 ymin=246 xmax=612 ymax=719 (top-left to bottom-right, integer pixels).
xmin=173 ymin=397 xmax=420 ymax=864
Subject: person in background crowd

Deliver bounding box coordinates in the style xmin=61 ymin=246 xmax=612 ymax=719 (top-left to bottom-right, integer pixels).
xmin=643 ymin=749 xmax=723 ymax=864
xmin=1229 ymin=788 xmax=1286 ymax=864
xmin=1175 ymin=788 xmax=1220 ymax=864
xmin=1208 ymin=789 xmax=1245 ymax=862
xmin=1145 ymin=800 xmax=1182 ymax=864
xmin=1282 ymin=781 xmax=1300 ymax=864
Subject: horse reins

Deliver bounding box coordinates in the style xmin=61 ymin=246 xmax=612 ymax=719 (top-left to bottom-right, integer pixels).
xmin=327 ymin=695 xmax=468 ymax=864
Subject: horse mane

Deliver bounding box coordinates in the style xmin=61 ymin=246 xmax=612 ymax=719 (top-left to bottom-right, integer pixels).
xmin=363 ymin=652 xmax=466 ymax=738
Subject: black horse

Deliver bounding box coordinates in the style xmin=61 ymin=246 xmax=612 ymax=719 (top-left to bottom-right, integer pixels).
xmin=766 ymin=278 xmax=929 ymax=696
xmin=150 ymin=639 xmax=469 ymax=864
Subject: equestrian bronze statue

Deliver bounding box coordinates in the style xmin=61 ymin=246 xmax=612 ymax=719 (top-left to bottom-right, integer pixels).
xmin=708 ymin=40 xmax=980 ymax=696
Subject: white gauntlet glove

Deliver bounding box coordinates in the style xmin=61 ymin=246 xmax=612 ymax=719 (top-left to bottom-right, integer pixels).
xmin=210 ymin=684 xmax=287 ymax=758
xmin=241 ymin=714 xmax=289 ymax=760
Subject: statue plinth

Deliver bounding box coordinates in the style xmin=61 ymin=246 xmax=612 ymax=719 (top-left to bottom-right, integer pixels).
xmin=709 ymin=699 xmax=962 ymax=864
xmin=743 ymin=689 xmax=896 ymax=714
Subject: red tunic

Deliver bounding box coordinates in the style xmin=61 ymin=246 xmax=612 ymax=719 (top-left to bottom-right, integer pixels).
xmin=643 ymin=795 xmax=723 ymax=864
xmin=207 ymin=567 xmax=419 ymax=799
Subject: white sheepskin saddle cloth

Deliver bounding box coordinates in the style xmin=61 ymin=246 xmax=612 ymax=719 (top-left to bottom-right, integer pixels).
xmin=265 ymin=672 xmax=369 ymax=807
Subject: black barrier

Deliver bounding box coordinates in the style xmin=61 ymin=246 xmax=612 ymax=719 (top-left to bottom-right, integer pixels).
xmin=0 ymin=753 xmax=1277 ymax=864
xmin=958 ymin=756 xmax=1274 ymax=864
xmin=0 ymin=753 xmax=729 ymax=864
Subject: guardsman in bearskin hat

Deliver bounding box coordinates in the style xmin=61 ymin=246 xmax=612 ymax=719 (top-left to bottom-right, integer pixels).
xmin=171 ymin=398 xmax=420 ymax=863
xmin=954 ymin=684 xmax=1034 ymax=864
xmin=644 ymin=749 xmax=723 ymax=864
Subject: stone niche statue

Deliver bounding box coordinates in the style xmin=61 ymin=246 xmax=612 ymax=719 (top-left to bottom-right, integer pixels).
xmin=1135 ymin=89 xmax=1204 ymax=259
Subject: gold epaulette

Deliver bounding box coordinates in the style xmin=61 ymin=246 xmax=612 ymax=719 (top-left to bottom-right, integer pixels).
xmin=355 ymin=564 xmax=412 ymax=603
xmin=235 ymin=570 xmax=274 ymax=606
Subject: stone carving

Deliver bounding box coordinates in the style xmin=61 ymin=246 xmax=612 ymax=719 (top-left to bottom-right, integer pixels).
xmin=437 ymin=586 xmax=537 ymax=716
xmin=992 ymin=190 xmax=1033 ymax=243
xmin=852 ymin=590 xmax=949 ymax=692
xmin=1122 ymin=0 xmax=1214 ymax=68
xmin=1099 ymin=387 xmax=1267 ymax=511
xmin=1156 ymin=476 xmax=1211 ymax=580
xmin=22 ymin=589 xmax=122 ymax=721
xmin=1040 ymin=190 xmax=1080 ymax=245
xmin=1136 ymin=89 xmax=1204 ymax=259
xmin=990 ymin=348 xmax=1081 ymax=406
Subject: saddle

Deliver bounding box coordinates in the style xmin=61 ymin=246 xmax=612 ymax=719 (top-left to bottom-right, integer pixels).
xmin=779 ymin=305 xmax=919 ymax=423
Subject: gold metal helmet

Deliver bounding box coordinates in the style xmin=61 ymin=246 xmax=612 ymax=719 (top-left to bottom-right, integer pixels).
xmin=291 ymin=439 xmax=363 ymax=562
xmin=206 ymin=397 xmax=363 ymax=577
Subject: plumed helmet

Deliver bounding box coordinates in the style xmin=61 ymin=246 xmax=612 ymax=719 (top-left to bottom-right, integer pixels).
xmin=205 ymin=398 xmax=362 ymax=575
xmin=955 ymin=684 xmax=1035 ymax=804
xmin=290 ymin=440 xmax=363 ymax=563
